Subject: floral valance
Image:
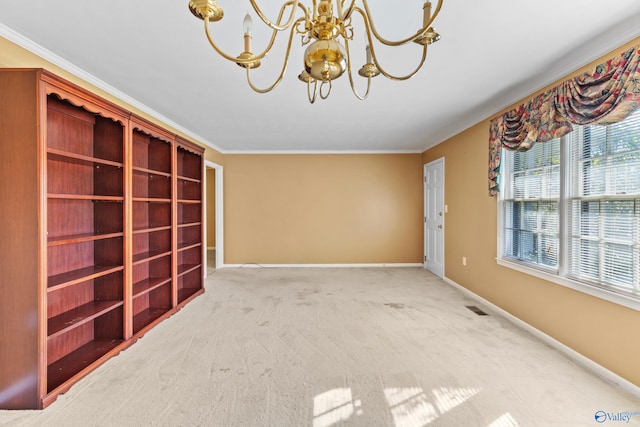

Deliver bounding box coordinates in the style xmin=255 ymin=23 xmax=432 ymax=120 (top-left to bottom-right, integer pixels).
xmin=489 ymin=44 xmax=640 ymax=196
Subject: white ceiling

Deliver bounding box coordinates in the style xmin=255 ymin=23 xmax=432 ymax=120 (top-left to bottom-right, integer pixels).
xmin=1 ymin=1 xmax=639 ymax=153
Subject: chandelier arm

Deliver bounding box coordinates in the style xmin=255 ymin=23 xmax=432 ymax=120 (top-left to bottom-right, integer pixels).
xmin=339 ymin=0 xmax=357 ymax=21
xmin=306 ymin=79 xmax=318 ymax=103
xmin=203 ymin=15 xmax=279 ymax=64
xmin=249 ymin=0 xmax=307 ymax=32
xmin=244 ymin=19 xmax=303 ymax=93
xmin=351 ymin=8 xmax=428 ymax=81
xmin=319 ymin=79 xmax=332 ymax=100
xmin=359 ymin=0 xmax=443 ymax=46
xmin=344 ymin=38 xmax=371 ymax=100
xmin=374 ymin=43 xmax=428 ymax=81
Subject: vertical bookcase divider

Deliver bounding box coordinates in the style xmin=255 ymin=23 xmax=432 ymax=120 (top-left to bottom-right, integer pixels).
xmin=123 ymin=111 xmax=133 ymax=341
xmin=0 ymin=69 xmax=205 ymax=410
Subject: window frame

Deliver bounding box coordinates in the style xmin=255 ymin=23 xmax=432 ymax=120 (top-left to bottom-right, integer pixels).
xmin=497 ymin=128 xmax=640 ymax=312
xmin=501 ymin=139 xmax=561 ymax=273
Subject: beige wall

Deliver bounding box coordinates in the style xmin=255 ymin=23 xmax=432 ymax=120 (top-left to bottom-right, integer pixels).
xmin=204 ymin=148 xmax=225 ymax=166
xmin=422 ymin=38 xmax=640 ymax=387
xmin=224 ymin=154 xmax=424 ymax=264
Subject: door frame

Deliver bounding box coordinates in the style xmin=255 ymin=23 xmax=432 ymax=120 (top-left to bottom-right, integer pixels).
xmin=424 ymin=157 xmax=445 ymax=277
xmin=204 ymin=160 xmax=224 ymax=274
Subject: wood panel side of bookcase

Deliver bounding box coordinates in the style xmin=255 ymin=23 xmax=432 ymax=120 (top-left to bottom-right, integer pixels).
xmin=0 ymin=69 xmax=45 ymax=409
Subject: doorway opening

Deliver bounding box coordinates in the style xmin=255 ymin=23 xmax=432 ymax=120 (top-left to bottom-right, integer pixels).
xmin=205 ymin=161 xmax=223 ymax=275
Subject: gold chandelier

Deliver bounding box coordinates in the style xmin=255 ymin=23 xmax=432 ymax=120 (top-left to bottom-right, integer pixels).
xmin=188 ymin=0 xmax=442 ymax=103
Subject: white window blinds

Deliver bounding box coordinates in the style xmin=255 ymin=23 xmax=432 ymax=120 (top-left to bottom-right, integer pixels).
xmin=502 ymin=139 xmax=560 ymax=269
xmin=500 ymin=107 xmax=640 ymax=301
xmin=567 ymin=109 xmax=640 ymax=296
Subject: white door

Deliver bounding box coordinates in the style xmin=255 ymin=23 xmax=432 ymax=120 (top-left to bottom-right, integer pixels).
xmin=424 ymin=158 xmax=444 ymax=277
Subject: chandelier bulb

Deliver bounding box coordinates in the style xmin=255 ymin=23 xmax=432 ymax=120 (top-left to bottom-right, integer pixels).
xmin=243 ymin=12 xmax=252 ymax=34
xmin=243 ymin=12 xmax=252 ymax=53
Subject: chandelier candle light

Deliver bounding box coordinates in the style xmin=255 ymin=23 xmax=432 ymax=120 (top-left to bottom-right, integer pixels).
xmin=188 ymin=0 xmax=442 ymax=103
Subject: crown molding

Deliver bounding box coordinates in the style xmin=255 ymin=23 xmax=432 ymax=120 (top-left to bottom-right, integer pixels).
xmin=223 ymin=149 xmax=423 ymax=155
xmin=0 ymin=23 xmax=225 ymax=155
xmin=420 ymin=15 xmax=640 ymax=154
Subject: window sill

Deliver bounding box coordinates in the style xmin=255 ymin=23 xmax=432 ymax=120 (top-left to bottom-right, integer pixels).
xmin=496 ymin=258 xmax=640 ymax=312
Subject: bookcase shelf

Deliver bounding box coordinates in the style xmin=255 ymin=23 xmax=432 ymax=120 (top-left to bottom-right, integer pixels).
xmin=133 ymin=197 xmax=172 ymax=203
xmin=48 ymin=148 xmax=124 ymax=168
xmin=178 ymin=263 xmax=201 ymax=276
xmin=47 ymin=338 xmax=123 ymax=393
xmin=133 ymin=166 xmax=171 ymax=177
xmin=133 ymin=277 xmax=172 ymax=297
xmin=133 ymin=250 xmax=172 ymax=264
xmin=48 ymin=300 xmax=124 ymax=339
xmin=178 ymin=242 xmax=202 ymax=252
xmin=48 ymin=232 xmax=124 ymax=246
xmin=47 ymin=157 xmax=123 ymax=197
xmin=177 ymin=244 xmax=202 ymax=277
xmin=178 ymin=287 xmax=201 ymax=304
xmin=133 ymin=201 xmax=171 ymax=230
xmin=131 ymin=248 xmax=172 ymax=334
xmin=133 ymin=170 xmax=171 ymax=199
xmin=178 ymin=267 xmax=202 ymax=303
xmin=132 ymin=307 xmax=169 ymax=334
xmin=48 ymin=265 xmax=124 ymax=291
xmin=177 ymin=175 xmax=200 ymax=183
xmin=48 ymin=194 xmax=125 ymax=201
xmin=133 ymin=225 xmax=172 ymax=234
xmin=178 ymin=222 xmax=202 ymax=250
xmin=177 ymin=203 xmax=202 ymax=225
xmin=0 ymin=69 xmax=204 ymax=409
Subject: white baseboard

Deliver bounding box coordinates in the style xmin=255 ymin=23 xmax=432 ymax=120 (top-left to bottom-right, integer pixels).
xmin=442 ymin=277 xmax=640 ymax=399
xmin=222 ymin=263 xmax=423 ymax=268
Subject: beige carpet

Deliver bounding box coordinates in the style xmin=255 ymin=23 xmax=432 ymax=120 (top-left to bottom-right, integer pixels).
xmin=2 ymin=267 xmax=639 ymax=426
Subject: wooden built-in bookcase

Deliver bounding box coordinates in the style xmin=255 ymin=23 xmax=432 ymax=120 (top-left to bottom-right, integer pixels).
xmin=0 ymin=69 xmax=205 ymax=409
xmin=130 ymin=117 xmax=175 ymax=337
xmin=176 ymin=140 xmax=204 ymax=305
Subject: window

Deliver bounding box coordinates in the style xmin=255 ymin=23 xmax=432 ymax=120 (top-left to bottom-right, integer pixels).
xmin=500 ymin=109 xmax=640 ymax=303
xmin=502 ymin=139 xmax=560 ymax=270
